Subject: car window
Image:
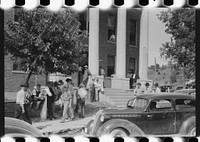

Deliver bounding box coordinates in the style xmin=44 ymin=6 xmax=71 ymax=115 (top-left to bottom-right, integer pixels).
xmin=127 ymin=98 xmax=148 ymax=109
xmin=149 ymin=99 xmax=172 ymax=111
xmin=175 ymin=99 xmax=195 ymax=110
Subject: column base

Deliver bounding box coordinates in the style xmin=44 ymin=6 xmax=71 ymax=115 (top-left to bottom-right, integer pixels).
xmin=111 ymin=77 xmax=129 ymax=89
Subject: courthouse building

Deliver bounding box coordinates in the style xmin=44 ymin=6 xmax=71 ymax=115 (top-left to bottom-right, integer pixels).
xmin=4 ymin=8 xmax=149 ymax=97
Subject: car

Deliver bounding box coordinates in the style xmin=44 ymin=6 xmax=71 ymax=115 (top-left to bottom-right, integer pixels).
xmin=174 ymin=89 xmax=196 ymax=96
xmin=160 ymin=85 xmax=173 ymax=92
xmin=5 ymin=117 xmax=44 ymax=137
xmin=84 ymin=93 xmax=195 ymax=137
xmin=174 ymin=85 xmax=184 ymax=91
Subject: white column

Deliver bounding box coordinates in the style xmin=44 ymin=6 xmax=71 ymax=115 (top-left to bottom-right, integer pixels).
xmin=139 ymin=8 xmax=149 ymax=80
xmin=88 ymin=8 xmax=99 ymax=76
xmin=116 ymin=8 xmax=127 ymax=78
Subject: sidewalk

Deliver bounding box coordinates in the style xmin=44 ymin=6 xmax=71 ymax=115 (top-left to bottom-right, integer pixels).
xmin=32 ymin=116 xmax=93 ymax=136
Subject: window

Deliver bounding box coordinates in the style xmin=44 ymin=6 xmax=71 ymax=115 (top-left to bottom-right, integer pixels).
xmin=13 ymin=60 xmax=23 ymax=71
xmin=127 ymin=98 xmax=148 ymax=109
xmin=108 ymin=14 xmax=117 ymax=42
xmin=149 ymin=99 xmax=172 ymax=111
xmin=175 ymin=99 xmax=195 ymax=110
xmin=12 ymin=58 xmax=27 ymax=73
xmin=129 ymin=20 xmax=137 ymax=46
xmin=79 ymin=11 xmax=88 ymax=31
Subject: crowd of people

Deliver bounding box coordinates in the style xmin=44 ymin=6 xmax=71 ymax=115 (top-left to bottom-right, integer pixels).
xmin=133 ymin=82 xmax=161 ymax=96
xmin=14 ymin=65 xmax=105 ymax=124
xmin=14 ymin=64 xmax=164 ymax=124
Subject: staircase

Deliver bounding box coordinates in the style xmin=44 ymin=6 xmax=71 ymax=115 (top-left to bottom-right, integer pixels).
xmin=101 ymin=88 xmax=134 ymax=108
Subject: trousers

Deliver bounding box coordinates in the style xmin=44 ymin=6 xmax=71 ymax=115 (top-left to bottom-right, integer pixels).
xmin=14 ymin=104 xmax=32 ymax=124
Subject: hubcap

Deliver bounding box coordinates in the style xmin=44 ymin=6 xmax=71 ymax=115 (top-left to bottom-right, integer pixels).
xmin=110 ymin=129 xmax=127 ymax=137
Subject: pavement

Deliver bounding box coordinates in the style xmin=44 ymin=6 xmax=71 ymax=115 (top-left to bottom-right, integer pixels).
xmin=31 ymin=101 xmax=115 ymax=136
xmin=32 ymin=116 xmax=93 ymax=136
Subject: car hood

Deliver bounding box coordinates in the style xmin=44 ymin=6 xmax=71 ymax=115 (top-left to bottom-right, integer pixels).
xmin=102 ymin=107 xmax=143 ymax=115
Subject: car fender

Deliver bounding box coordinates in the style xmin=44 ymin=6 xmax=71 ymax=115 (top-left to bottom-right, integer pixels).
xmin=96 ymin=119 xmax=145 ymax=137
xmin=179 ymin=116 xmax=195 ymax=135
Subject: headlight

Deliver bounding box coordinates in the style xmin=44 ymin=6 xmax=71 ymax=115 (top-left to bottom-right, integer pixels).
xmin=85 ymin=120 xmax=94 ymax=134
xmin=100 ymin=115 xmax=104 ymax=122
xmin=84 ymin=127 xmax=88 ymax=134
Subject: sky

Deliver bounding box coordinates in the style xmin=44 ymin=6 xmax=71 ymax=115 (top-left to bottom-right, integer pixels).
xmin=148 ymin=8 xmax=172 ymax=66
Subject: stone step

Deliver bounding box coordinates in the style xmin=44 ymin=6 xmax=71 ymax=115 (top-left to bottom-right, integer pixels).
xmin=104 ymin=88 xmax=134 ymax=93
xmin=115 ymin=103 xmax=127 ymax=108
xmin=109 ymin=96 xmax=133 ymax=100
xmin=102 ymin=88 xmax=134 ymax=107
xmin=104 ymin=90 xmax=127 ymax=93
xmin=105 ymin=92 xmax=133 ymax=95
xmin=112 ymin=98 xmax=131 ymax=102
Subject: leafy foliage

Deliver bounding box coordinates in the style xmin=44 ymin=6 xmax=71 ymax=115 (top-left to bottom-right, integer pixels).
xmin=157 ymin=8 xmax=195 ymax=79
xmin=4 ymin=8 xmax=88 ymax=83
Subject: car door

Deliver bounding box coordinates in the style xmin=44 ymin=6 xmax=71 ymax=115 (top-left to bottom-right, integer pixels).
xmin=138 ymin=99 xmax=176 ymax=135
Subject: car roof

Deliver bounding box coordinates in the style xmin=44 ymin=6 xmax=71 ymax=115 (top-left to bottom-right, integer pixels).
xmin=137 ymin=93 xmax=195 ymax=100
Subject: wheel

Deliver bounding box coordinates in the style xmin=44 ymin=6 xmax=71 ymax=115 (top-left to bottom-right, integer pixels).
xmin=180 ymin=117 xmax=196 ymax=136
xmin=110 ymin=128 xmax=128 ymax=138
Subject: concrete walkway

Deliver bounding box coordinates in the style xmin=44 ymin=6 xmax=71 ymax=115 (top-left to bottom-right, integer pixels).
xmin=32 ymin=116 xmax=93 ymax=135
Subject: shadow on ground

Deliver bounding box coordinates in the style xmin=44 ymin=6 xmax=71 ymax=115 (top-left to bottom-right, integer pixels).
xmin=5 ymin=101 xmax=115 ymax=123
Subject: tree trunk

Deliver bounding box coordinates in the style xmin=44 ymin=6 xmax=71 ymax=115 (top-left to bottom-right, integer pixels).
xmin=25 ymin=70 xmax=33 ymax=84
xmin=45 ymin=73 xmax=49 ymax=86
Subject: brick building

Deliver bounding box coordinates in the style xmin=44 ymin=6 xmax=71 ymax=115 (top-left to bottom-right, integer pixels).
xmin=4 ymin=8 xmax=149 ymax=99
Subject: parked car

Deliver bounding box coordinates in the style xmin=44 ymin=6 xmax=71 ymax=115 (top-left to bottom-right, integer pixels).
xmin=174 ymin=85 xmax=184 ymax=91
xmin=160 ymin=85 xmax=173 ymax=92
xmin=174 ymin=89 xmax=196 ymax=96
xmin=5 ymin=117 xmax=44 ymax=137
xmin=84 ymin=93 xmax=195 ymax=137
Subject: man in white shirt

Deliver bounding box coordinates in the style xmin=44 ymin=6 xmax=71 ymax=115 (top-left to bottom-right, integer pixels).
xmin=14 ymin=83 xmax=32 ymax=124
xmin=144 ymin=82 xmax=152 ymax=94
xmin=133 ymin=82 xmax=143 ymax=96
xmin=154 ymin=83 xmax=161 ymax=93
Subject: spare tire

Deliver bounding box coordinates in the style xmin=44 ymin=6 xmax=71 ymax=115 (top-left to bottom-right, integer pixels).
xmin=180 ymin=116 xmax=196 ymax=136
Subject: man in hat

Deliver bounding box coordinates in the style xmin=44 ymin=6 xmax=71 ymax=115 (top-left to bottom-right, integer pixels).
xmin=65 ymin=77 xmax=75 ymax=120
xmin=46 ymin=81 xmax=55 ymax=120
xmin=154 ymin=83 xmax=161 ymax=93
xmin=76 ymin=83 xmax=88 ymax=118
xmin=14 ymin=83 xmax=32 ymax=124
xmin=144 ymin=82 xmax=152 ymax=94
xmin=31 ymin=84 xmax=44 ymax=110
xmin=133 ymin=82 xmax=143 ymax=96
xmin=89 ymin=76 xmax=96 ymax=102
xmin=82 ymin=64 xmax=92 ymax=87
xmin=127 ymin=69 xmax=134 ymax=89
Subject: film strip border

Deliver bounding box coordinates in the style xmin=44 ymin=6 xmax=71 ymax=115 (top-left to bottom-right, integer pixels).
xmin=0 ymin=0 xmax=199 ymax=11
xmin=1 ymin=136 xmax=200 ymax=142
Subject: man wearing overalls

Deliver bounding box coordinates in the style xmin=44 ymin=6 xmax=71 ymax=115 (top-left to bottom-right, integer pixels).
xmin=14 ymin=83 xmax=32 ymax=124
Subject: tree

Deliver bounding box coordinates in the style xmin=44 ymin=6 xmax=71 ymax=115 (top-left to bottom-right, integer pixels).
xmin=4 ymin=8 xmax=88 ymax=84
xmin=157 ymin=8 xmax=195 ymax=80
